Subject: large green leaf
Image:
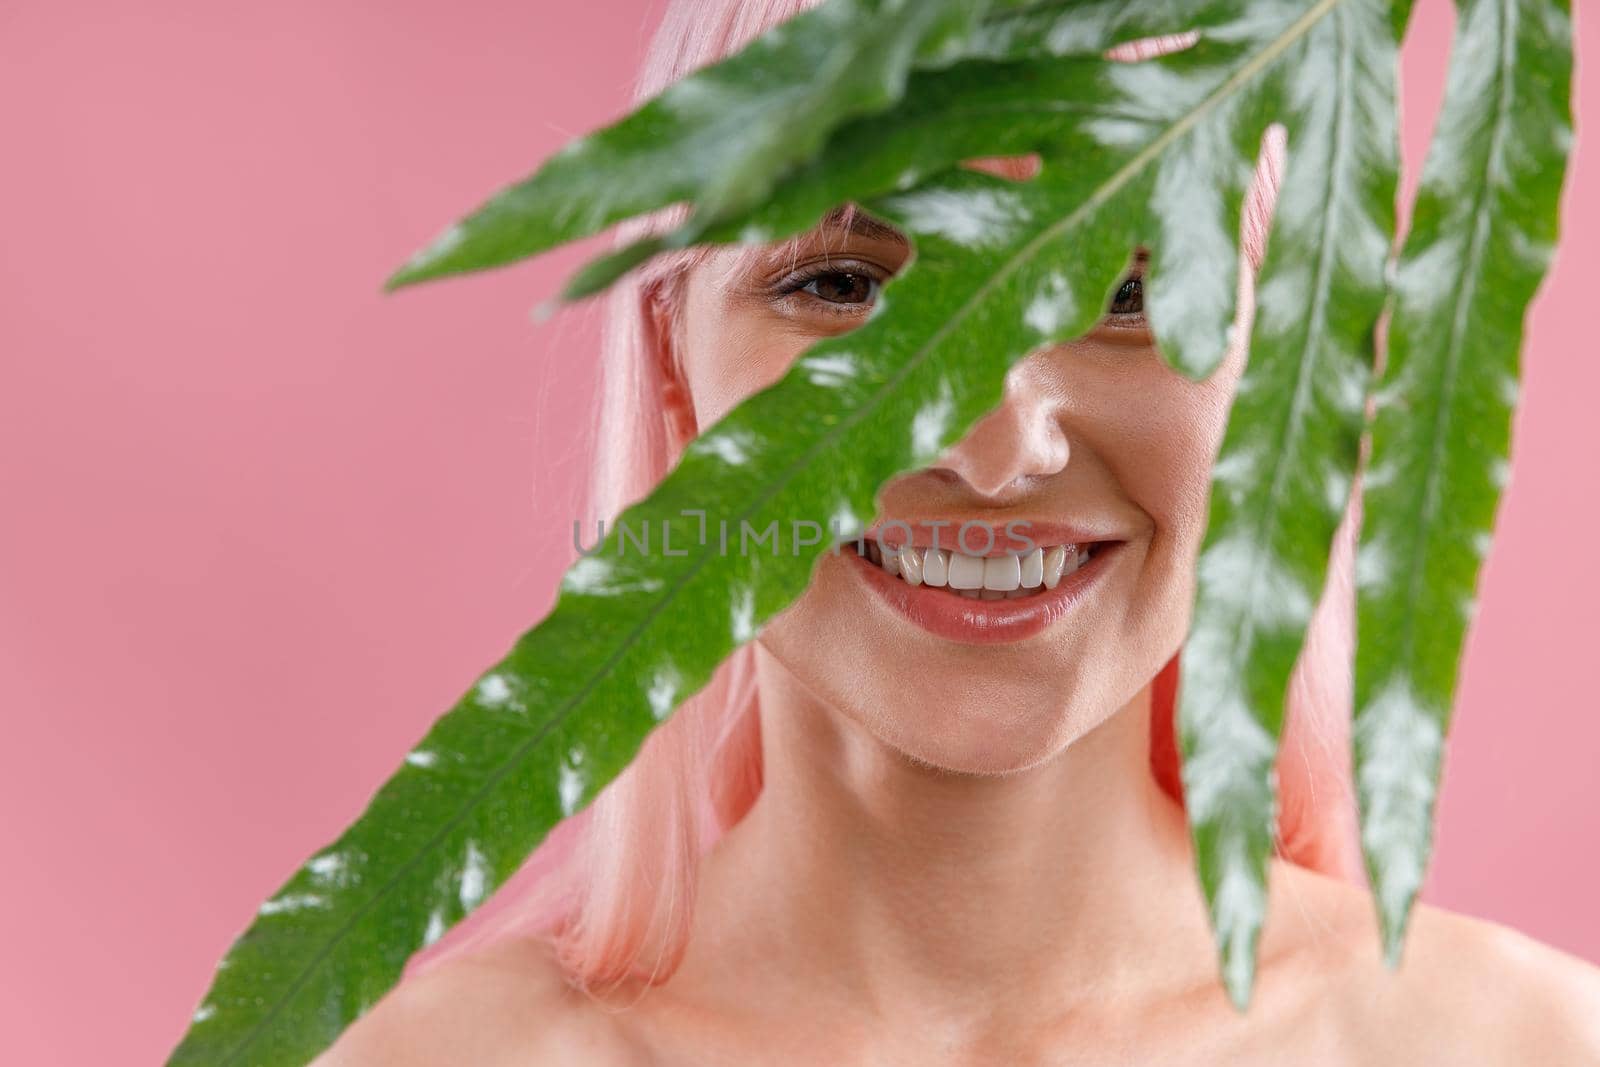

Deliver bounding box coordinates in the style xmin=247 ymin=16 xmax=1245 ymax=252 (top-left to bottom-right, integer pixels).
xmin=170 ymin=32 xmax=1190 ymax=1067
xmin=1353 ymin=0 xmax=1573 ymax=964
xmin=1176 ymin=0 xmax=1405 ymax=1006
xmin=386 ymin=0 xmax=1244 ymax=298
xmin=383 ymin=0 xmax=993 ymax=291
xmin=555 ymin=0 xmax=1252 ymax=302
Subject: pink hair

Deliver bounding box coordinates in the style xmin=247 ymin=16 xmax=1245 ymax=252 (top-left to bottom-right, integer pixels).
xmin=417 ymin=0 xmax=1364 ymax=993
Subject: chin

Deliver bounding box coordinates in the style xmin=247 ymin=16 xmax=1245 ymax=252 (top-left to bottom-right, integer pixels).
xmin=863 ymin=706 xmax=1089 ymax=776
xmin=763 ymin=598 xmax=1139 ymax=777
xmin=870 ymin=666 xmax=1145 ymax=775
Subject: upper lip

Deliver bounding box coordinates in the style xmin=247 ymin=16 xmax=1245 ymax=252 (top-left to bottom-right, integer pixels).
xmin=858 ymin=518 xmax=1125 ymax=557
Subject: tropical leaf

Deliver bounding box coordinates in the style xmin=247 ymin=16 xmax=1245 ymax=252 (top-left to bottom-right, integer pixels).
xmin=1175 ymin=0 xmax=1405 ymax=1005
xmin=170 ymin=176 xmax=1135 ymax=1067
xmin=383 ymin=0 xmax=994 ymax=291
xmin=556 ymin=0 xmax=1251 ymax=302
xmin=386 ymin=0 xmax=1236 ymax=297
xmin=168 ymin=0 xmax=1575 ymax=1061
xmin=1353 ymin=0 xmax=1573 ymax=965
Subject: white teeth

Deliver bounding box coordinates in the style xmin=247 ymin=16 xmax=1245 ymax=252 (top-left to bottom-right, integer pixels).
xmin=1020 ymin=547 xmax=1044 ymax=589
xmin=1041 ymin=545 xmax=1068 ymax=589
xmin=899 ymin=547 xmax=924 ymax=586
xmin=983 ymin=553 xmax=1021 ymax=591
xmin=946 ymin=552 xmax=985 ymax=590
xmin=867 ymin=542 xmax=1097 ymax=597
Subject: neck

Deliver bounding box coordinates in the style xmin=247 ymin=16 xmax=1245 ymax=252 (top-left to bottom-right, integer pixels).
xmin=686 ymin=645 xmax=1218 ymax=1023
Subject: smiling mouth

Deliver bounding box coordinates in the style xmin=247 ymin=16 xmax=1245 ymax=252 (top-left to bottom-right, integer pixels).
xmin=848 ymin=542 xmax=1105 ymax=600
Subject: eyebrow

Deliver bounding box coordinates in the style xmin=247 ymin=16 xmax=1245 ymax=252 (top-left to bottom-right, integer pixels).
xmin=819 ymin=205 xmax=909 ymax=248
xmin=737 ymin=203 xmax=911 ymax=280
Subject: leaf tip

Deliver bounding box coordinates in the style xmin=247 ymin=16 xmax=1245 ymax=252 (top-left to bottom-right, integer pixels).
xmin=1381 ymin=930 xmax=1406 ymax=970
xmin=562 ymin=236 xmax=670 ymax=302
xmin=1363 ymin=832 xmax=1426 ymax=973
xmin=384 ymin=222 xmax=474 ymax=294
xmin=382 ymin=266 xmax=420 ymax=293
xmin=558 ymin=268 xmax=610 ymax=304
xmin=1219 ymin=927 xmax=1259 ymax=1013
xmin=1375 ymin=877 xmax=1418 ymax=972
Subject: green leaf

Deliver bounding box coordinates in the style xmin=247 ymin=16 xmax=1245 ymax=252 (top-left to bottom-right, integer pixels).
xmin=1176 ymin=0 xmax=1405 ymax=1007
xmin=555 ymin=0 xmax=1250 ymax=302
xmin=171 ymin=175 xmax=1135 ymax=1067
xmin=388 ymin=0 xmax=1245 ymax=300
xmin=1352 ymin=0 xmax=1573 ymax=965
xmin=383 ymin=0 xmax=993 ymax=291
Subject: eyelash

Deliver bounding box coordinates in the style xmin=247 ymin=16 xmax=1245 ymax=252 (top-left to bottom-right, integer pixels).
xmin=773 ymin=260 xmax=886 ymax=316
xmin=1107 ymin=274 xmax=1146 ymax=325
xmin=774 ymin=262 xmax=1147 ymax=326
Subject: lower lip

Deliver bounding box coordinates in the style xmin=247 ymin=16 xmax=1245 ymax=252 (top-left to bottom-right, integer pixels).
xmin=844 ymin=543 xmax=1122 ymax=645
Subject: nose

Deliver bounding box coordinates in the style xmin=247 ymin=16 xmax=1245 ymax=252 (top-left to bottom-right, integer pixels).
xmin=930 ymin=361 xmax=1071 ymax=501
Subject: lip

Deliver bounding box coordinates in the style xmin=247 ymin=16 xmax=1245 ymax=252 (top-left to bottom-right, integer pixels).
xmin=843 ymin=539 xmax=1124 ymax=645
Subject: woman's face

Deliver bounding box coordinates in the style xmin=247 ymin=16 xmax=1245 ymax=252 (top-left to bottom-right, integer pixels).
xmin=672 ymin=211 xmax=1246 ymax=774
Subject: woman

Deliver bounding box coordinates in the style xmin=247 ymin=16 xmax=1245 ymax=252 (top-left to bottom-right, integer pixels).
xmin=323 ymin=1 xmax=1600 ymax=1062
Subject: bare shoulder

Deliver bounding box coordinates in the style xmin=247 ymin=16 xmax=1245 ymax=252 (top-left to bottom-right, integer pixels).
xmin=313 ymin=936 xmax=645 ymax=1067
xmin=1261 ymin=860 xmax=1600 ymax=1065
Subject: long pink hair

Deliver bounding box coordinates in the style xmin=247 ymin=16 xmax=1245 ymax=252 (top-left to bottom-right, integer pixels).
xmin=417 ymin=0 xmax=1365 ymax=993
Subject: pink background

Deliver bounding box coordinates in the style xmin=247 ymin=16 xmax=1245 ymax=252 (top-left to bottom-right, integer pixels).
xmin=1 ymin=2 xmax=1594 ymax=1063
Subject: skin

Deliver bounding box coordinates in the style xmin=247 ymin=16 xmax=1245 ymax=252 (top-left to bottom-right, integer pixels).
xmin=322 ymin=213 xmax=1600 ymax=1065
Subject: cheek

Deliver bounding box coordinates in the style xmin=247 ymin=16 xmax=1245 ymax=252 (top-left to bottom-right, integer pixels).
xmin=1154 ymin=383 xmax=1231 ymax=538
xmin=1112 ymin=352 xmax=1239 ymax=547
xmin=679 ymin=265 xmax=809 ymax=427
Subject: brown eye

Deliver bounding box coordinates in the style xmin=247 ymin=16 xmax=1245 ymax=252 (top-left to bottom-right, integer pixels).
xmin=802 ymin=270 xmax=879 ymax=306
xmin=1109 ymin=276 xmax=1144 ymax=316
